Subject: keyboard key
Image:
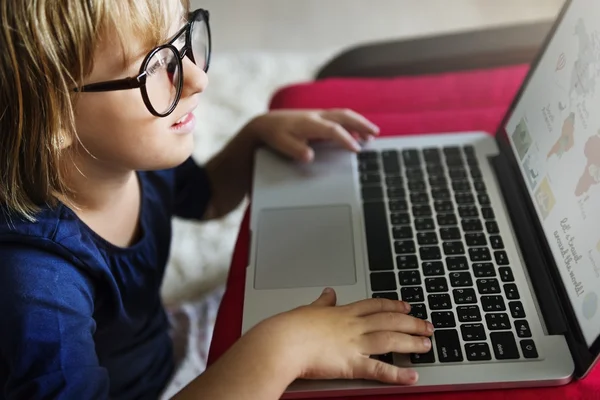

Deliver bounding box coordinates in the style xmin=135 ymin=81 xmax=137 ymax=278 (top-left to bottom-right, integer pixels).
xmin=422 ymin=261 xmax=445 ymax=276
xmin=402 ymin=149 xmax=421 ymax=167
xmin=370 ymin=272 xmax=397 ymax=292
xmin=432 ymin=188 xmax=451 ymax=200
xmin=446 ymin=256 xmax=469 ymax=271
xmin=396 ymin=255 xmax=418 ymax=269
xmin=471 ymin=166 xmax=483 ymax=179
xmin=429 ymin=175 xmax=447 ymax=188
xmin=445 ymin=156 xmax=464 ymax=168
xmin=394 ymin=240 xmax=416 ymax=254
xmin=499 ymin=267 xmax=514 ymax=282
xmin=386 ymin=176 xmax=403 ymax=187
xmin=449 ymin=272 xmax=473 ymax=287
xmin=391 ymin=213 xmax=411 ymax=226
xmin=425 ymin=277 xmax=448 ymax=293
xmin=486 ymin=221 xmax=500 ymax=234
xmin=443 ymin=242 xmax=465 ymax=256
xmin=481 ymin=207 xmax=495 ymax=220
xmin=452 ymin=180 xmax=471 ymax=192
xmin=411 ymin=348 xmax=436 ymax=364
xmin=372 ymin=292 xmax=399 ymax=300
xmin=358 ymin=151 xmax=378 ymax=161
xmin=405 ymin=168 xmax=424 ymax=181
xmin=481 ymin=296 xmax=506 ymax=312
xmin=469 ymin=247 xmax=491 ymax=261
xmin=387 ymin=187 xmax=406 ymax=199
xmin=473 ymin=180 xmax=486 ymax=192
xmin=457 ymin=306 xmax=482 ymax=322
xmin=434 ymin=201 xmax=454 ymax=213
xmin=491 ymin=332 xmax=520 ymax=359
xmin=362 ymin=186 xmax=384 ymax=200
xmin=363 ymin=202 xmax=394 ymax=271
xmin=462 ymin=219 xmax=483 ymax=232
xmin=420 ymin=246 xmax=442 ymax=260
xmin=443 ymin=146 xmax=461 ymax=157
xmin=455 ymin=193 xmax=475 ymax=205
xmin=410 ymin=192 xmax=429 ymax=204
xmin=401 ymin=287 xmax=424 ymax=302
xmin=389 ymin=200 xmax=408 ymax=211
xmin=473 ymin=262 xmax=496 ymax=277
xmin=465 ymin=232 xmax=487 ymax=247
xmin=412 ymin=205 xmax=432 ymax=217
xmin=392 ymin=226 xmax=413 ymax=239
xmin=437 ymin=214 xmax=458 ymax=226
xmin=477 ymin=279 xmax=501 ymax=294
xmin=360 ymin=172 xmax=381 ymax=185
xmin=399 ymin=270 xmax=421 ymax=286
xmin=478 ymin=193 xmax=491 ymax=205
xmin=409 ymin=303 xmax=428 ymax=320
xmin=415 ymin=218 xmax=435 ymax=231
xmin=432 ymin=311 xmax=456 ymax=328
xmin=515 ymin=320 xmax=532 ymax=338
xmin=408 ymin=181 xmax=427 ymax=192
xmin=382 ymin=150 xmax=401 ymax=174
xmin=428 ymin=294 xmax=452 ymax=310
xmin=435 ymin=329 xmax=463 ymax=362
xmin=520 ymin=340 xmax=538 ymax=359
xmin=453 ymin=288 xmax=477 ymax=304
xmin=458 ymin=205 xmax=479 ymax=218
xmin=461 ymin=324 xmax=487 ymax=341
xmin=359 ymin=159 xmax=379 ymax=172
xmin=495 ymin=251 xmax=509 ymax=265
xmin=489 ymin=235 xmax=504 ymax=249
xmin=417 ymin=232 xmax=438 ymax=245
xmin=449 ymin=168 xmax=468 ymax=180
xmin=465 ymin=343 xmax=492 ymax=361
xmin=440 ymin=227 xmax=461 ymax=240
xmin=486 ymin=313 xmax=511 ymax=330
xmin=463 ymin=145 xmax=476 ymax=157
xmin=509 ymin=301 xmax=526 ymax=318
xmin=504 ymin=283 xmax=520 ymax=299
xmin=423 ymin=148 xmax=441 ymax=163
xmin=376 ymin=352 xmax=394 ymax=364
xmin=427 ymin=163 xmax=445 ymax=174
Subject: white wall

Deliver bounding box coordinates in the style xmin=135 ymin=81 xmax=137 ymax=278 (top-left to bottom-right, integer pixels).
xmin=190 ymin=0 xmax=565 ymax=52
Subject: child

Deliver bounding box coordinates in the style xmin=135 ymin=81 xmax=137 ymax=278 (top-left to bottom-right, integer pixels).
xmin=0 ymin=0 xmax=434 ymax=398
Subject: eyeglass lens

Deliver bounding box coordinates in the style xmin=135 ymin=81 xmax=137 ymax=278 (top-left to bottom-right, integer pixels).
xmin=145 ymin=13 xmax=209 ymax=115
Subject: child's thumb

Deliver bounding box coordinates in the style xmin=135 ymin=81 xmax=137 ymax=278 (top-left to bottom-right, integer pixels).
xmin=311 ymin=287 xmax=337 ymax=307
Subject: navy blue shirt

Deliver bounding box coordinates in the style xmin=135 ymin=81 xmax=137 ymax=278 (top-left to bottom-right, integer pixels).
xmin=0 ymin=157 xmax=212 ymax=399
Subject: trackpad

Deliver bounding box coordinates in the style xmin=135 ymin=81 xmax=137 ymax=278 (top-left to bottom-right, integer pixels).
xmin=254 ymin=205 xmax=357 ymax=290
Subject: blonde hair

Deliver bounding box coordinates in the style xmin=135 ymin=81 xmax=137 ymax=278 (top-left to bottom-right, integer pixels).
xmin=0 ymin=0 xmax=188 ymax=220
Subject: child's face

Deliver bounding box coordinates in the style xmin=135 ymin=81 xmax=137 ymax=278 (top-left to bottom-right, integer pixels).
xmin=73 ymin=1 xmax=207 ymax=172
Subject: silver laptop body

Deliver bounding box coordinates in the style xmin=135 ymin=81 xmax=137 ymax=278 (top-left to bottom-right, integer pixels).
xmin=241 ymin=0 xmax=600 ymax=397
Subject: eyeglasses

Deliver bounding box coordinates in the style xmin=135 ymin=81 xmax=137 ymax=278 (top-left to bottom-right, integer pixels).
xmin=74 ymin=8 xmax=211 ymax=118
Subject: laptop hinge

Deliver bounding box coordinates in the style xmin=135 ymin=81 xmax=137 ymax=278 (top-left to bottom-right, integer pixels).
xmin=489 ymin=151 xmax=567 ymax=336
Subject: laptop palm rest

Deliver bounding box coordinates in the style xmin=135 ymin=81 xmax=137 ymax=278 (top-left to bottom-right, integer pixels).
xmin=254 ymin=204 xmax=357 ymax=290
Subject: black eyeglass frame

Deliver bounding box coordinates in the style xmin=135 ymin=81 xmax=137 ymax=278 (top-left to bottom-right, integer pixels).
xmin=74 ymin=8 xmax=211 ymax=117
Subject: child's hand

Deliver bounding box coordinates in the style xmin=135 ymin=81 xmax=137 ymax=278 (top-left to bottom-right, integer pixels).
xmin=244 ymin=109 xmax=380 ymax=162
xmin=254 ymin=288 xmax=433 ymax=385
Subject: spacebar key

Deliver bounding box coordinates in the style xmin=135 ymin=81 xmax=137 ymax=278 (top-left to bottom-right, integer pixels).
xmin=363 ymin=201 xmax=394 ymax=271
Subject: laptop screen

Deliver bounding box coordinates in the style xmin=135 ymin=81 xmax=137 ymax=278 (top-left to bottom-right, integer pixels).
xmin=504 ymin=0 xmax=600 ymax=347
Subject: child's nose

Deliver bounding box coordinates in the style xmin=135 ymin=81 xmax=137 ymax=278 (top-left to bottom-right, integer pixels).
xmin=180 ymin=57 xmax=208 ymax=97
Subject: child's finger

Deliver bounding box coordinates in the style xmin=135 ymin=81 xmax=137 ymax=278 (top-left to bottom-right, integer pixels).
xmin=362 ymin=312 xmax=434 ymax=336
xmin=305 ymin=118 xmax=361 ymax=152
xmin=268 ymin=133 xmax=314 ymax=162
xmin=361 ymin=331 xmax=432 ymax=355
xmin=320 ymin=109 xmax=380 ymax=140
xmin=353 ymin=358 xmax=419 ymax=385
xmin=348 ymin=297 xmax=410 ymax=317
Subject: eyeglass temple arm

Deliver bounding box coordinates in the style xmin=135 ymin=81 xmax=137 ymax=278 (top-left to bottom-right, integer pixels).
xmin=75 ymin=75 xmax=146 ymax=93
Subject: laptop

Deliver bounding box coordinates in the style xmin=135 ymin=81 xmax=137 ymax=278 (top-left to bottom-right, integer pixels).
xmin=243 ymin=0 xmax=600 ymax=396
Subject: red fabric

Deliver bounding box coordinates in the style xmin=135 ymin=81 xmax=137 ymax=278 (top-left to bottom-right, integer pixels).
xmin=207 ymin=65 xmax=600 ymax=399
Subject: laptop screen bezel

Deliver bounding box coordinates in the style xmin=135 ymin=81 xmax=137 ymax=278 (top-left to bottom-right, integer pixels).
xmin=494 ymin=0 xmax=600 ymax=378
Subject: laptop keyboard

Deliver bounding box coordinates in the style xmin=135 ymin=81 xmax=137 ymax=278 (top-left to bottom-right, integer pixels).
xmin=359 ymin=146 xmax=538 ymax=365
